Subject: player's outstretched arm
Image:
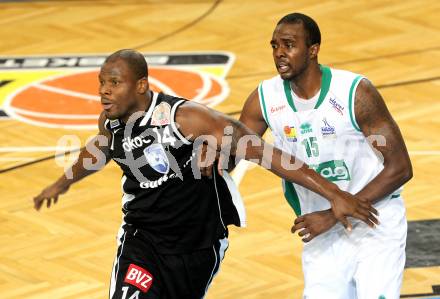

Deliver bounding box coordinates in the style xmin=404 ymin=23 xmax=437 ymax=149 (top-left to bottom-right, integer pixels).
xmin=33 ymin=112 xmax=111 ymax=211
xmin=176 ymin=101 xmax=378 ymax=230
xmin=198 ymin=88 xmax=269 ymax=177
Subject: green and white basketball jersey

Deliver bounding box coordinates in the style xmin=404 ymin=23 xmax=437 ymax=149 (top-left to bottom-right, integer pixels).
xmin=258 ymin=65 xmax=402 ymax=216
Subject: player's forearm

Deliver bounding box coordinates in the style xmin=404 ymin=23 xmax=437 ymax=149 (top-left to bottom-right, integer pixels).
xmin=56 ymin=146 xmax=108 ymax=188
xmin=355 ymin=163 xmax=412 ymax=204
xmin=266 ymin=145 xmax=342 ymax=201
xmin=226 ymin=119 xmax=342 ymax=200
xmin=235 ymin=138 xmax=341 ymax=201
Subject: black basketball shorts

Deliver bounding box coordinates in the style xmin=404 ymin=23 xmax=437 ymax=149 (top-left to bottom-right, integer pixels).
xmin=109 ymin=227 xmax=229 ymax=299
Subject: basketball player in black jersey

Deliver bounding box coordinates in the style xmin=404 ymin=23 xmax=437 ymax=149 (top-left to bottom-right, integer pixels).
xmin=34 ymin=49 xmax=378 ymax=299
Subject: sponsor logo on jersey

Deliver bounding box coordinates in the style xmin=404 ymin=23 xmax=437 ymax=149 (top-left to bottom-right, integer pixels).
xmin=329 ymin=97 xmax=344 ymax=115
xmin=144 ymin=143 xmax=169 ymax=174
xmin=124 ymin=264 xmax=154 ymax=293
xmin=110 ymin=119 xmax=120 ymax=129
xmin=151 ymin=102 xmax=171 ymax=126
xmin=122 ymin=136 xmax=152 ymax=152
xmin=270 ymin=104 xmax=286 ymax=114
xmin=0 ymin=52 xmax=235 ymax=129
xmin=310 ymin=160 xmax=351 ymax=182
xmin=283 ymin=125 xmax=297 ymax=142
xmin=300 ymin=122 xmax=313 ymax=134
xmin=321 ymin=118 xmax=336 ymax=138
xmin=139 ymin=173 xmax=177 ymax=189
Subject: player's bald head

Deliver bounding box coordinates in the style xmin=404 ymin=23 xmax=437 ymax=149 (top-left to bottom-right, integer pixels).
xmin=104 ymin=49 xmax=148 ymax=80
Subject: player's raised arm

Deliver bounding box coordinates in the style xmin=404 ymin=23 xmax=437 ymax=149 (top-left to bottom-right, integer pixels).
xmin=33 ymin=111 xmax=111 ymax=211
xmin=176 ymin=101 xmax=378 ymax=230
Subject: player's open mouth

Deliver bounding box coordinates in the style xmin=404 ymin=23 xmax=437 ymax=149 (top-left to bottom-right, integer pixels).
xmin=277 ymin=62 xmax=290 ymax=72
xmin=101 ymin=103 xmax=114 ymax=110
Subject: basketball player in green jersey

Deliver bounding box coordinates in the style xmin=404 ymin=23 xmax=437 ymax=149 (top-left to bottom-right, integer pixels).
xmin=235 ymin=12 xmax=412 ymax=299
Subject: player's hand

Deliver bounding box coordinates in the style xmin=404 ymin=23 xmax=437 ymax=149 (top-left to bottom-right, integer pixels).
xmin=291 ymin=209 xmax=337 ymax=242
xmin=197 ymin=142 xmax=224 ymax=178
xmin=33 ymin=181 xmax=70 ymax=211
xmin=329 ymin=190 xmax=379 ymax=231
xmin=197 ymin=142 xmax=215 ymax=178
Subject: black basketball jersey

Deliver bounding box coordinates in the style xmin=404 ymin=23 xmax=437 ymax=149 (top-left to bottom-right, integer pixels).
xmin=105 ymin=91 xmax=245 ymax=254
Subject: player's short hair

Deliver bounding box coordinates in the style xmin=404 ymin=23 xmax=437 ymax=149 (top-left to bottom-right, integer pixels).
xmin=105 ymin=49 xmax=148 ymax=80
xmin=277 ymin=13 xmax=321 ymax=46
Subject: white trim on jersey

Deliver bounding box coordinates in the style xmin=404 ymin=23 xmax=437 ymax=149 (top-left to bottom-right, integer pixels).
xmin=218 ymin=237 xmax=228 ymax=268
xmin=205 ymin=245 xmax=218 ymax=296
xmin=109 ymin=229 xmax=127 ymax=299
xmin=139 ymin=91 xmax=159 ymax=127
xmin=170 ymin=99 xmax=191 ymax=145
xmin=202 ymin=237 xmax=229 ymax=299
xmin=257 ymin=82 xmax=272 ymax=129
xmin=121 ymin=175 xmax=135 ymax=208
xmin=222 ymin=171 xmax=247 ymax=227
xmin=109 ymin=256 xmax=118 ymax=298
xmin=104 ymin=119 xmax=116 ymax=151
xmin=212 ymin=169 xmax=226 ymax=231
xmin=110 ymin=131 xmax=115 ymax=151
xmin=348 ymin=76 xmax=365 ymax=132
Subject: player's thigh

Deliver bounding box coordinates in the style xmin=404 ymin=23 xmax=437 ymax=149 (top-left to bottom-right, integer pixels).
xmin=303 ymin=259 xmax=356 ymax=299
xmin=110 ymin=232 xmax=162 ymax=299
xmin=187 ymin=236 xmax=228 ymax=296
xmin=302 ymin=234 xmax=356 ymax=299
xmin=161 ymin=237 xmax=229 ymax=298
xmin=354 ymin=242 xmax=405 ymax=299
xmin=355 ymin=199 xmax=407 ymax=299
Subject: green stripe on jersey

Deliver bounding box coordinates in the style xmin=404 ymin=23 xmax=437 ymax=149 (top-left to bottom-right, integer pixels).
xmin=283 ymin=80 xmax=298 ymax=112
xmin=349 ymin=75 xmax=363 ymax=132
xmin=258 ymin=83 xmax=272 ymax=129
xmin=283 ymin=180 xmax=301 ymax=216
xmin=314 ymin=65 xmax=332 ymax=109
xmin=283 ymin=65 xmax=332 ymax=111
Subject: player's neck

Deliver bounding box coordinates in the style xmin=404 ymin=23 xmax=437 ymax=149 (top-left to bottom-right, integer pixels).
xmin=121 ymin=90 xmax=153 ymax=123
xmin=290 ymin=63 xmax=322 ymax=100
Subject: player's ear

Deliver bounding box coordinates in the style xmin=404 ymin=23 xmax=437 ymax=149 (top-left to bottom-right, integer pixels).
xmin=309 ymin=44 xmax=320 ymax=59
xmin=137 ymin=77 xmax=149 ymax=94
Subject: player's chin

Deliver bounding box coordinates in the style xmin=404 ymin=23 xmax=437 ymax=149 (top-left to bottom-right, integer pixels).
xmin=278 ymin=71 xmax=294 ymax=81
xmin=103 ymin=109 xmax=119 ymax=120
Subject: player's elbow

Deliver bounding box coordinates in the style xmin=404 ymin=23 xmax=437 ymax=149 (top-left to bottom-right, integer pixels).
xmin=390 ymin=158 xmax=413 ymax=185
xmin=401 ymin=161 xmax=413 ymax=184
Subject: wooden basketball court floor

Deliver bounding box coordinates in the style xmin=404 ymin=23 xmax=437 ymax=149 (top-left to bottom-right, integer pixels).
xmin=0 ymin=0 xmax=439 ymax=298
